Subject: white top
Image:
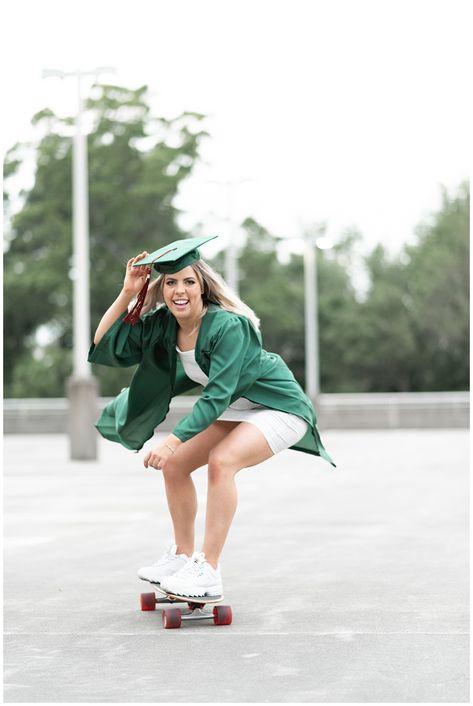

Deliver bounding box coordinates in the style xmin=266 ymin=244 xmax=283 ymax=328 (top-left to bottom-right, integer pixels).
xmin=176 ymin=347 xmax=261 ymax=411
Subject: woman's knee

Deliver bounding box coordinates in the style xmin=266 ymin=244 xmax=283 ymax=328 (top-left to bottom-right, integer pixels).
xmin=207 ymin=448 xmax=239 ymax=482
xmin=161 ymin=455 xmax=196 ymax=480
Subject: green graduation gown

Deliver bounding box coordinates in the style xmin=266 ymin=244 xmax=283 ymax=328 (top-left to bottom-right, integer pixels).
xmin=88 ymin=303 xmax=335 ymax=466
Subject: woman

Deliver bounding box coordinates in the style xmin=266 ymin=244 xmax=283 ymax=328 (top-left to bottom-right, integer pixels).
xmin=89 ymin=236 xmax=335 ymax=599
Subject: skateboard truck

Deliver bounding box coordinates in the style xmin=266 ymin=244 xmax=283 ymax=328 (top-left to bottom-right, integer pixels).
xmin=140 ymin=587 xmax=233 ymax=629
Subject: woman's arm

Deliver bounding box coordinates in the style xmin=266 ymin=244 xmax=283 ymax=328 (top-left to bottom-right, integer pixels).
xmin=93 ymin=252 xmax=150 ymax=345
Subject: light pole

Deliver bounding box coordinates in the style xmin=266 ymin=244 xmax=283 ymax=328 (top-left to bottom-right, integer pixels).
xmin=303 ymin=230 xmax=334 ymax=401
xmin=43 ymin=67 xmax=114 ymax=460
xmin=224 ymin=180 xmax=239 ymax=295
xmin=207 ymin=178 xmax=254 ymax=295
xmin=303 ymin=240 xmax=318 ymax=400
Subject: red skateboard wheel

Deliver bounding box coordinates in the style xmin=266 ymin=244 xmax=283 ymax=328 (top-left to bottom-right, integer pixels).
xmin=213 ymin=605 xmax=232 ymax=625
xmin=162 ymin=608 xmax=182 ymax=629
xmin=140 ymin=592 xmax=157 ymax=611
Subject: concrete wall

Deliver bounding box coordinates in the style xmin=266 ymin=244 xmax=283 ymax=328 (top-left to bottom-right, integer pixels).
xmin=3 ymin=391 xmax=469 ymax=433
xmin=316 ymin=391 xmax=469 ymax=429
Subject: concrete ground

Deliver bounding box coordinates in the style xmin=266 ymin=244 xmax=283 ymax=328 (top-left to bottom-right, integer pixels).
xmin=3 ymin=430 xmax=469 ymax=703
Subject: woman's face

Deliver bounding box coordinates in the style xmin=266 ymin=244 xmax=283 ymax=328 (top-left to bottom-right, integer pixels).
xmin=162 ymin=266 xmax=203 ymax=322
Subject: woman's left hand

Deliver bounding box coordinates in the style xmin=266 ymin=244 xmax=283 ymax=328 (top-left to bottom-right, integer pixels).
xmin=143 ymin=435 xmax=181 ymax=470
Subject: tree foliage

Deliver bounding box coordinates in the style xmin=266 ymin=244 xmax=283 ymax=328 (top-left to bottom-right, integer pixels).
xmin=4 ymin=83 xmax=208 ymax=396
xmin=343 ymin=182 xmax=469 ymax=391
xmin=404 ymin=182 xmax=469 ymax=390
xmin=3 ymin=82 xmax=469 ymax=396
xmin=237 ymin=184 xmax=469 ymax=393
xmin=237 ymin=219 xmax=362 ymax=391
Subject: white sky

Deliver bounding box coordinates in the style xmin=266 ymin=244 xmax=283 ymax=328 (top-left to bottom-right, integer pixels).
xmin=2 ymin=0 xmax=470 ymax=262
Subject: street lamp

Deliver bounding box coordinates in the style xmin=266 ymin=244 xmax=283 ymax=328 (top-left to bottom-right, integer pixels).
xmin=206 ymin=178 xmax=254 ymax=295
xmin=303 ymin=230 xmax=334 ymax=401
xmin=42 ymin=67 xmax=115 ymax=460
xmin=275 ymin=226 xmax=334 ymax=401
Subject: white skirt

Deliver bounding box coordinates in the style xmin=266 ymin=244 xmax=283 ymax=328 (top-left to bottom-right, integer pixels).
xmin=175 ymin=348 xmax=308 ymax=454
xmin=217 ymin=406 xmax=309 ymax=455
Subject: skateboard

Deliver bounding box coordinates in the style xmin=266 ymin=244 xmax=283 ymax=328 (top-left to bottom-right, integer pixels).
xmin=140 ymin=582 xmax=233 ymax=629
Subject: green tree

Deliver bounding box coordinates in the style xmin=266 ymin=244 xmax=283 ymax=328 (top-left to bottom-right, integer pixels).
xmin=404 ymin=181 xmax=469 ymax=390
xmin=4 ymin=83 xmax=207 ymax=396
xmin=354 ymin=182 xmax=469 ymax=391
xmin=237 ymin=219 xmax=362 ymax=392
xmin=238 ymin=217 xmax=305 ymax=379
xmin=355 ymin=244 xmax=418 ymax=391
xmin=238 ymin=187 xmax=469 ymax=394
xmin=317 ymin=230 xmax=365 ymax=392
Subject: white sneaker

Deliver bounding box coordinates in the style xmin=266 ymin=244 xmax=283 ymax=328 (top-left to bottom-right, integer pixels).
xmin=137 ymin=544 xmax=190 ymax=585
xmin=160 ymin=552 xmax=223 ymax=598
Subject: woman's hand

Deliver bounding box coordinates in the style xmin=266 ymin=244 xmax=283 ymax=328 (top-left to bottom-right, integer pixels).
xmin=92 ymin=253 xmax=150 ymax=345
xmin=123 ymin=252 xmax=151 ymax=297
xmin=143 ymin=435 xmax=182 ymax=470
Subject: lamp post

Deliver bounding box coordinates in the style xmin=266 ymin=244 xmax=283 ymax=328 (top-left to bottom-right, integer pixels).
xmin=303 ymin=241 xmax=318 ymax=400
xmin=274 ymin=227 xmax=333 ymax=400
xmin=224 ymin=180 xmax=239 ymax=295
xmin=303 ymin=231 xmax=334 ymax=401
xmin=207 ymin=178 xmax=254 ymax=295
xmin=42 ymin=67 xmax=114 ymax=460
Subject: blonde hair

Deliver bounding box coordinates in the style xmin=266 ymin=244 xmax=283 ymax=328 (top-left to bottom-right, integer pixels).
xmin=140 ymin=259 xmax=261 ymax=331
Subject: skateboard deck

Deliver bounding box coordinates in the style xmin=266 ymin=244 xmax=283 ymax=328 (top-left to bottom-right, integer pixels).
xmin=139 ymin=580 xmax=232 ymax=629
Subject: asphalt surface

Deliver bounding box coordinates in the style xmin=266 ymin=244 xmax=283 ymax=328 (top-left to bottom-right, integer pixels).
xmin=4 ymin=429 xmax=469 ymax=703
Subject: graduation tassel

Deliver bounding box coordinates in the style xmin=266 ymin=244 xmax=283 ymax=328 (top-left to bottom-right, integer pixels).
xmin=123 ymin=276 xmax=150 ymax=325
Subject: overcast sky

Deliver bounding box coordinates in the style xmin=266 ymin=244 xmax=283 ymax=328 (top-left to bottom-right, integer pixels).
xmin=3 ymin=0 xmax=470 ymax=261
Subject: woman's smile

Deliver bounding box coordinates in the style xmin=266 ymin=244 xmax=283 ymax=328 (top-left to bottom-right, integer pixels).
xmin=172 ymin=298 xmax=190 ymax=310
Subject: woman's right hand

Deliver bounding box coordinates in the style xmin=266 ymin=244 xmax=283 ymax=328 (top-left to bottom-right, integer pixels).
xmin=123 ymin=252 xmax=151 ymax=297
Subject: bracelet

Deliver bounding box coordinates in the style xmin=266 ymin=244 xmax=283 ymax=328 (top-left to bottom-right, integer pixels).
xmin=165 ymin=443 xmax=176 ymax=454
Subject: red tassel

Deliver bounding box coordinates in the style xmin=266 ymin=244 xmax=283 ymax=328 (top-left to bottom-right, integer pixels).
xmin=123 ymin=277 xmax=150 ymax=325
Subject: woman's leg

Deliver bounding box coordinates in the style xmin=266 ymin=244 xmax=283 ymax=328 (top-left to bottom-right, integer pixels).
xmin=202 ymin=422 xmax=274 ymax=568
xmin=160 ymin=421 xmax=239 ymax=556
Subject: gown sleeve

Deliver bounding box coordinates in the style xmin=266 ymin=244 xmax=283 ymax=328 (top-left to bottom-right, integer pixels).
xmin=172 ymin=316 xmax=261 ymax=442
xmin=87 ymin=310 xmax=164 ymax=368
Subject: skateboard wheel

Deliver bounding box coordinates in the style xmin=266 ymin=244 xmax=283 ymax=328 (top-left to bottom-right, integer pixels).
xmin=162 ymin=608 xmax=182 ymax=629
xmin=213 ymin=605 xmax=232 ymax=626
xmin=140 ymin=592 xmax=157 ymax=611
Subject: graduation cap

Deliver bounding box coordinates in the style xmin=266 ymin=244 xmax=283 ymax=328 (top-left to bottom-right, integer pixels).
xmin=124 ymin=235 xmax=218 ymax=324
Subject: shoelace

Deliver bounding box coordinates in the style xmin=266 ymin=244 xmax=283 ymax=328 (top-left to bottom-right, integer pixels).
xmin=175 ymin=552 xmax=207 ymax=578
xmin=152 ymin=544 xmax=177 ymax=567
